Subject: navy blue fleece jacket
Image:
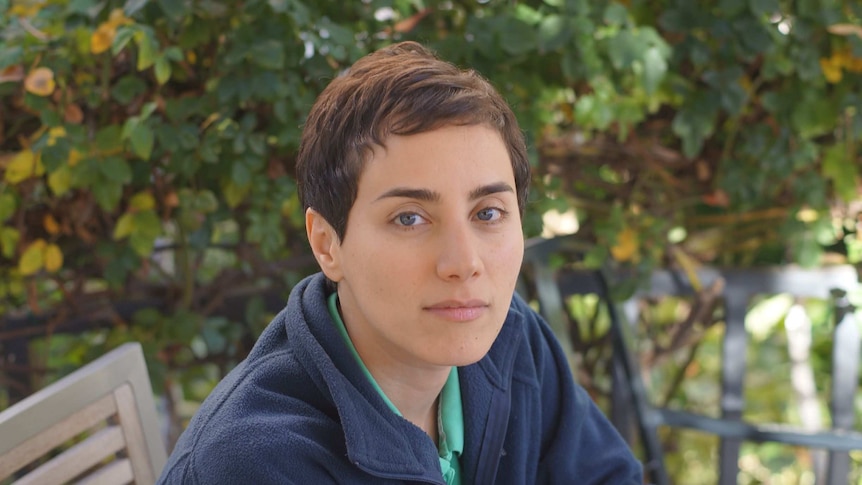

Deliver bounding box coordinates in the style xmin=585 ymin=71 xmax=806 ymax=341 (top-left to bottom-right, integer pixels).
xmin=157 ymin=273 xmax=642 ymax=484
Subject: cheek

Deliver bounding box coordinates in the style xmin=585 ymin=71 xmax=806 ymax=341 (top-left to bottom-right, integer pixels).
xmin=344 ymin=238 xmax=417 ymax=293
xmin=489 ymin=232 xmax=525 ymax=277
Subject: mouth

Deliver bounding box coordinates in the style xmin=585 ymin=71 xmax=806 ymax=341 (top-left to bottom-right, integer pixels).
xmin=424 ymin=300 xmax=489 ymax=322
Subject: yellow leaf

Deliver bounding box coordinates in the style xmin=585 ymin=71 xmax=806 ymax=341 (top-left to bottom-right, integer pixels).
xmin=10 ymin=4 xmax=42 ymax=17
xmin=129 ymin=191 xmax=156 ymax=211
xmin=47 ymin=127 xmax=67 ymax=146
xmin=820 ymin=57 xmax=843 ymax=83
xmin=4 ymin=150 xmax=45 ymax=184
xmin=43 ymin=214 xmax=60 ymax=235
xmin=68 ymin=149 xmax=83 ymax=167
xmin=48 ymin=166 xmax=72 ymax=196
xmin=610 ymin=227 xmax=639 ymax=262
xmin=224 ymin=181 xmax=250 ymax=208
xmin=113 ymin=212 xmax=135 ymax=240
xmin=19 ymin=239 xmax=46 ymax=276
xmin=24 ymin=67 xmax=55 ymax=96
xmin=91 ymin=24 xmax=115 ymax=55
xmin=0 ymin=227 xmax=20 ymax=259
xmin=44 ymin=244 xmax=63 ymax=273
xmin=107 ymin=9 xmax=134 ymax=28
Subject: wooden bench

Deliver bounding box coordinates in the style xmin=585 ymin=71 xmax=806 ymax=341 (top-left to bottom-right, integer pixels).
xmin=518 ymin=234 xmax=862 ymax=485
xmin=0 ymin=342 xmax=166 ymax=485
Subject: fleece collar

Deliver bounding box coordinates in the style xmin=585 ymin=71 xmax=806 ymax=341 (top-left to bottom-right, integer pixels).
xmin=285 ymin=274 xmax=523 ymax=482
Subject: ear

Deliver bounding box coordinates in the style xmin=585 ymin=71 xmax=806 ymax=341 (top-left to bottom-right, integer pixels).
xmin=305 ymin=208 xmax=344 ymax=282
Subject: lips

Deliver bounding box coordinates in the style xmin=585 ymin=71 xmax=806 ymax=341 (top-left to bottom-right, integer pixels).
xmin=424 ymin=300 xmax=489 ymax=322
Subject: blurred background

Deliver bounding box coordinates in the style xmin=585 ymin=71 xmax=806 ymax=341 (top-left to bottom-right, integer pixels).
xmin=2 ymin=0 xmax=862 ymax=482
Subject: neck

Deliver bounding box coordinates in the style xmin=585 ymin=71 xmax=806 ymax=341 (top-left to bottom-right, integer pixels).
xmin=368 ymin=360 xmax=448 ymax=444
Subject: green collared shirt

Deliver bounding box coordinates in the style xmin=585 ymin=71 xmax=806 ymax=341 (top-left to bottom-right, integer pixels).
xmin=327 ymin=293 xmax=463 ymax=484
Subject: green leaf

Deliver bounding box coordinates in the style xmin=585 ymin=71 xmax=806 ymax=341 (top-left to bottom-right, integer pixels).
xmin=0 ymin=227 xmax=20 ymax=259
xmin=538 ymin=14 xmax=570 ymax=51
xmin=123 ymin=0 xmax=147 ymax=16
xmin=606 ymin=30 xmax=643 ymax=70
xmin=672 ymin=91 xmax=720 ymax=158
xmin=156 ymin=0 xmax=188 ymax=22
xmin=129 ymin=210 xmax=161 ymax=256
xmin=703 ymin=67 xmax=746 ymax=116
xmin=231 ymin=161 xmax=251 ymax=186
xmin=67 ymin=0 xmax=102 ymax=16
xmin=822 ymin=144 xmax=858 ymax=202
xmin=129 ymin=122 xmax=154 ymax=160
xmin=791 ymin=91 xmax=838 ymax=139
xmin=0 ymin=193 xmax=16 ymax=222
xmin=100 ymin=156 xmax=133 ymax=183
xmin=603 ymin=3 xmax=629 ymax=26
xmin=92 ymin=180 xmax=123 ymax=210
xmin=154 ymin=57 xmax=171 ymax=85
xmin=112 ymin=26 xmax=136 ymax=55
xmin=224 ymin=180 xmax=250 ymax=208
xmin=135 ymin=29 xmax=159 ymax=70
xmin=500 ymin=17 xmax=537 ymax=56
xmin=95 ymin=125 xmax=124 ymax=153
xmin=195 ymin=190 xmax=219 ymax=212
xmin=0 ymin=46 xmax=22 ymax=70
xmin=642 ymin=46 xmax=667 ymax=96
xmin=111 ymin=75 xmax=147 ymax=105
xmin=163 ymin=46 xmax=183 ymax=62
xmin=249 ymin=40 xmax=285 ymax=70
xmin=748 ymin=0 xmax=779 ymax=15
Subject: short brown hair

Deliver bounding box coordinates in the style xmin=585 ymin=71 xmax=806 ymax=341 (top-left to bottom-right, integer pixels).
xmin=296 ymin=41 xmax=530 ymax=241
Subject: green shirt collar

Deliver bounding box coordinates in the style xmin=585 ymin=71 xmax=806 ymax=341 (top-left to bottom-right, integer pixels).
xmin=327 ymin=293 xmax=463 ymax=484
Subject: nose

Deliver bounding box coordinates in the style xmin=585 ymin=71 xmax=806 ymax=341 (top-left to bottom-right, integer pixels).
xmin=435 ymin=221 xmax=482 ymax=281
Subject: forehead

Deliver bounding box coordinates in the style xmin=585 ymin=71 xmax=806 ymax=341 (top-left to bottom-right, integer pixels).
xmin=354 ymin=124 xmax=515 ymax=199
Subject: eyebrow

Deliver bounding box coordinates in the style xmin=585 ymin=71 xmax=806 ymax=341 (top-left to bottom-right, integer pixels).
xmin=374 ymin=182 xmax=515 ymax=203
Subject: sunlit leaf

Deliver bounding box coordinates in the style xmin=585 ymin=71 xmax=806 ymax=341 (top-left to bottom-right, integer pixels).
xmin=4 ymin=150 xmax=45 ymax=184
xmin=130 ymin=191 xmax=156 ymax=211
xmin=822 ymin=144 xmax=858 ymax=201
xmin=136 ymin=29 xmax=158 ymax=70
xmin=154 ymin=56 xmax=171 ymax=85
xmin=129 ymin=210 xmax=161 ymax=256
xmin=224 ymin=180 xmax=250 ymax=208
xmin=44 ymin=244 xmax=63 ymax=272
xmin=0 ymin=193 xmax=16 ymax=222
xmin=0 ymin=227 xmax=20 ymax=259
xmin=113 ymin=212 xmax=135 ymax=240
xmin=47 ymin=165 xmax=73 ymax=196
xmin=19 ymin=239 xmax=46 ymax=276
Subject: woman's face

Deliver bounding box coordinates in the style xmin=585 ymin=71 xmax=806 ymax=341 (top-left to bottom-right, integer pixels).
xmin=317 ymin=124 xmax=524 ymax=371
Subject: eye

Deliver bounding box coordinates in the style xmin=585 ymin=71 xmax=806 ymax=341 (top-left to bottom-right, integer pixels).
xmin=394 ymin=212 xmax=428 ymax=227
xmin=476 ymin=207 xmax=505 ymax=222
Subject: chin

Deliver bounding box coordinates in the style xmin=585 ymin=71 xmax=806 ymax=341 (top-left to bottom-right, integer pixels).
xmin=434 ymin=341 xmax=496 ymax=367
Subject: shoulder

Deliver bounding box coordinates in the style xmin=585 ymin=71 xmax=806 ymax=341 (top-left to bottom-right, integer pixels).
xmin=505 ymin=292 xmax=566 ymax=380
xmin=159 ymin=347 xmax=348 ymax=483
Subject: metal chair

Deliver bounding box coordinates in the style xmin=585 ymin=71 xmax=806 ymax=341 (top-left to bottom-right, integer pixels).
xmin=0 ymin=342 xmax=166 ymax=484
xmin=518 ymin=234 xmax=862 ymax=485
